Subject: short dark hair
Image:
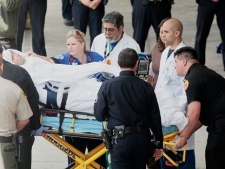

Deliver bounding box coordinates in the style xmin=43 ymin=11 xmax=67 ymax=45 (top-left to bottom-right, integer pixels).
xmin=102 ymin=11 xmax=124 ymax=28
xmin=174 ymin=46 xmax=198 ymax=60
xmin=118 ymin=48 xmax=138 ymax=68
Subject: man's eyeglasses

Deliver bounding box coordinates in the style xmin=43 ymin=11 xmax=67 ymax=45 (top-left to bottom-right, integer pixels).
xmin=103 ymin=27 xmax=117 ymax=33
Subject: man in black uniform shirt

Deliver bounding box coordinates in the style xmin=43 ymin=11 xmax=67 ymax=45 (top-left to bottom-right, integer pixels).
xmin=94 ymin=48 xmax=163 ymax=169
xmin=174 ymin=46 xmax=225 ymax=169
xmin=1 ymin=44 xmax=40 ymax=169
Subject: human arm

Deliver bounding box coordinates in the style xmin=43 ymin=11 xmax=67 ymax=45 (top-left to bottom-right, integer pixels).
xmin=22 ymin=69 xmax=41 ymax=130
xmin=2 ymin=62 xmax=41 ymax=130
xmin=0 ymin=0 xmax=22 ymax=11
xmin=0 ymin=16 xmax=8 ymax=33
xmin=147 ymin=75 xmax=153 ymax=85
xmin=0 ymin=0 xmax=22 ymax=33
xmin=147 ymin=63 xmax=154 ymax=85
xmin=16 ymin=119 xmax=30 ymax=131
xmin=16 ymin=89 xmax=33 ymax=131
xmin=149 ymin=92 xmax=164 ymax=148
xmin=27 ymin=51 xmax=55 ymax=63
xmin=94 ymin=84 xmax=109 ymax=121
xmin=175 ymin=101 xmax=202 ymax=149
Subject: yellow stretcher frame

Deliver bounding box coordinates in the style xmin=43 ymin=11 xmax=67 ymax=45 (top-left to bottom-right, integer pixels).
xmin=42 ymin=131 xmax=108 ymax=169
xmin=40 ymin=107 xmax=186 ymax=168
xmin=163 ymin=130 xmax=187 ymax=167
xmin=41 ymin=130 xmax=186 ymax=168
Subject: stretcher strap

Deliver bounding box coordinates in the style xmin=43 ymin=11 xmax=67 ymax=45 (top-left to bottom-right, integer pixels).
xmin=60 ymin=93 xmax=68 ymax=110
xmin=58 ymin=112 xmax=65 ymax=135
xmin=59 ymin=93 xmax=69 ymax=134
xmin=44 ymin=85 xmax=59 ymax=109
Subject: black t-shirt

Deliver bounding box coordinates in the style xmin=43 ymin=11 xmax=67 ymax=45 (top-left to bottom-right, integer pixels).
xmin=94 ymin=70 xmax=163 ymax=146
xmin=185 ymin=63 xmax=225 ymax=129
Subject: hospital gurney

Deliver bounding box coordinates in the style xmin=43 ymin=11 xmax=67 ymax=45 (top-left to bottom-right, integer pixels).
xmin=39 ymin=106 xmax=186 ymax=168
xmin=40 ymin=106 xmax=107 ymax=169
xmin=161 ymin=126 xmax=187 ymax=167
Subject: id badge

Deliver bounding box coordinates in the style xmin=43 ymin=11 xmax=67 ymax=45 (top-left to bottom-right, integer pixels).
xmin=164 ymin=74 xmax=170 ymax=84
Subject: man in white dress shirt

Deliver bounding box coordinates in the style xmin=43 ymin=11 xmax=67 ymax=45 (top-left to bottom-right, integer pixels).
xmin=155 ymin=18 xmax=196 ymax=169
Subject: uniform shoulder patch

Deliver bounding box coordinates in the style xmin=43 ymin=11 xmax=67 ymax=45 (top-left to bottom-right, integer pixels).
xmin=184 ymin=79 xmax=189 ymax=91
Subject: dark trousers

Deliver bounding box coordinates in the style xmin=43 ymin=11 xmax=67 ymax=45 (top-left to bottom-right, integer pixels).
xmin=62 ymin=0 xmax=73 ymax=20
xmin=16 ymin=125 xmax=35 ymax=169
xmin=110 ymin=132 xmax=152 ymax=169
xmin=195 ymin=0 xmax=225 ymax=68
xmin=132 ymin=0 xmax=172 ymax=52
xmin=72 ymin=0 xmax=105 ymax=47
xmin=16 ymin=0 xmax=47 ymax=56
xmin=160 ymin=150 xmax=195 ymax=169
xmin=205 ymin=124 xmax=225 ymax=169
xmin=65 ymin=137 xmax=106 ymax=168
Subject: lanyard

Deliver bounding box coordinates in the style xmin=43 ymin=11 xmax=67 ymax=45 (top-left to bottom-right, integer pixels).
xmin=68 ymin=52 xmax=93 ymax=65
xmin=104 ymin=42 xmax=116 ymax=59
xmin=104 ymin=42 xmax=110 ymax=59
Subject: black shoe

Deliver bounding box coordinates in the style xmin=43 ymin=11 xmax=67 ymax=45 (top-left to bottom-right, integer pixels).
xmin=64 ymin=19 xmax=73 ymax=26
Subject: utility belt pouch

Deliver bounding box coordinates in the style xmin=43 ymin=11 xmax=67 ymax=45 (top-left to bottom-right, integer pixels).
xmin=101 ymin=129 xmax=112 ymax=149
xmin=113 ymin=125 xmax=125 ymax=139
xmin=3 ymin=134 xmax=16 ymax=153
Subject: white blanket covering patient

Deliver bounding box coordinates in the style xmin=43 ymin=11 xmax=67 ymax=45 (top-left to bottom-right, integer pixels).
xmin=3 ymin=49 xmax=188 ymax=131
xmin=24 ymin=59 xmax=120 ymax=113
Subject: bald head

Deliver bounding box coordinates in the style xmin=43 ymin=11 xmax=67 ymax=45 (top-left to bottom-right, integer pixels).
xmin=164 ymin=18 xmax=183 ymax=35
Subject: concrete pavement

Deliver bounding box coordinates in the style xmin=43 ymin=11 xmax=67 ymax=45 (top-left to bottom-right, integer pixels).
xmin=26 ymin=0 xmax=225 ymax=168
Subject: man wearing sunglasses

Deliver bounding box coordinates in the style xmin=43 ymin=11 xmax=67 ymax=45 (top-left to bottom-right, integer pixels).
xmin=91 ymin=11 xmax=141 ymax=67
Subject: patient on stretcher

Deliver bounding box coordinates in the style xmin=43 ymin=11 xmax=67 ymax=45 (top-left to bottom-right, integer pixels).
xmin=3 ymin=49 xmax=120 ymax=113
xmin=3 ymin=49 xmax=188 ymax=133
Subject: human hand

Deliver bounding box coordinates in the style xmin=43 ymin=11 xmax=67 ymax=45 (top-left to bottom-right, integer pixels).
xmin=153 ymin=149 xmax=163 ymax=161
xmin=175 ymin=136 xmax=187 ymax=149
xmin=26 ymin=51 xmax=38 ymax=57
xmin=79 ymin=0 xmax=92 ymax=7
xmin=32 ymin=126 xmax=50 ymax=136
xmin=212 ymin=0 xmax=219 ymax=2
xmin=89 ymin=0 xmax=101 ymax=9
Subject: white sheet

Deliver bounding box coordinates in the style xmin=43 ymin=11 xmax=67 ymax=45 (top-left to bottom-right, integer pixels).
xmin=3 ymin=50 xmax=189 ymax=129
xmin=18 ymin=57 xmax=120 ymax=114
xmin=21 ymin=57 xmax=120 ymax=85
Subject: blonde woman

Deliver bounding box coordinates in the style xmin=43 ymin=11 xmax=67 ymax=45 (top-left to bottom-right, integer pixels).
xmin=29 ymin=29 xmax=103 ymax=65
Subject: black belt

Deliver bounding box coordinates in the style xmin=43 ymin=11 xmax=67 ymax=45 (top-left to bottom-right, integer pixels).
xmin=0 ymin=136 xmax=12 ymax=143
xmin=124 ymin=126 xmax=149 ymax=134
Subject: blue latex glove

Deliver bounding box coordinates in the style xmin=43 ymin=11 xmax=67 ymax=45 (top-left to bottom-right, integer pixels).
xmin=32 ymin=126 xmax=50 ymax=136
